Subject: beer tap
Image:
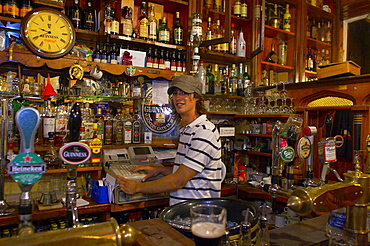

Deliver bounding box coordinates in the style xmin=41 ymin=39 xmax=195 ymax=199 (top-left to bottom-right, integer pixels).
xmin=0 ymin=99 xmax=15 ymax=215
xmin=301 ymin=126 xmax=317 ymax=187
xmin=318 ymin=113 xmax=343 ymax=186
xmin=60 ymin=102 xmax=91 ymax=228
xmin=7 ymin=107 xmax=46 ymax=236
xmin=286 ymin=125 xmax=299 ymax=189
xmin=265 ymin=115 xmax=303 ymax=211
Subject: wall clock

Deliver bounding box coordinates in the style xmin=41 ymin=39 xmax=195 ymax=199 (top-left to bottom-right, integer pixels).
xmin=21 ymin=7 xmax=76 ymax=59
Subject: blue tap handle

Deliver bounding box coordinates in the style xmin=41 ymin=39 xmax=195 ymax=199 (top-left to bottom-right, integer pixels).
xmin=15 ymin=107 xmax=40 ymax=153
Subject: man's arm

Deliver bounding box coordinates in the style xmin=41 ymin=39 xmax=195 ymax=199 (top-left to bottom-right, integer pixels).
xmin=117 ymin=164 xmax=197 ymax=195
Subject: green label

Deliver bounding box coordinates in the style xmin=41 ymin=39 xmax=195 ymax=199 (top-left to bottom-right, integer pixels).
xmin=8 ymin=153 xmax=46 ymax=185
xmin=280 ymin=146 xmax=295 ymax=162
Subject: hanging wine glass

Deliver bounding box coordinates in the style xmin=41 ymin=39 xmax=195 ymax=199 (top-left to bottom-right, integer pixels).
xmin=280 ymin=82 xmax=288 ymax=98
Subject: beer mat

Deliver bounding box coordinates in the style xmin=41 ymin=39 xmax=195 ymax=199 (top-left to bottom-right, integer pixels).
xmin=60 ymin=198 xmax=90 ymax=207
xmin=37 ymin=201 xmax=64 ymax=210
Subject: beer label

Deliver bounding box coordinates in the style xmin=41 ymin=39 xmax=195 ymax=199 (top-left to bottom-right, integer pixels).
xmin=297 ymin=137 xmax=311 ymax=159
xmin=280 ymin=146 xmax=295 ymax=162
xmin=8 ymin=153 xmax=46 ymax=185
xmin=140 ymin=19 xmax=149 ymax=38
xmin=324 ymin=138 xmax=336 ymax=163
xmin=43 ymin=118 xmax=56 ymax=138
xmin=60 ymin=142 xmax=91 ymax=165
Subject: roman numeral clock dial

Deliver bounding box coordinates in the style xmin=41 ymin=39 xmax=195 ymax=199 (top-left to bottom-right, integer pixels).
xmin=21 ymin=8 xmax=76 ymax=59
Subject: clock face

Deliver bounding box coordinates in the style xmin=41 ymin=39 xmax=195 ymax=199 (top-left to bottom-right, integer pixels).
xmin=21 ymin=8 xmax=76 ymax=58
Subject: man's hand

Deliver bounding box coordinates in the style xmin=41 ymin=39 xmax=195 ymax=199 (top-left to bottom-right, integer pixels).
xmin=133 ymin=165 xmax=171 ymax=182
xmin=116 ymin=176 xmax=139 ymax=195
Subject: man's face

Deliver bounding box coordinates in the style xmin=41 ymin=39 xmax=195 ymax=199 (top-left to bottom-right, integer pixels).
xmin=171 ymin=88 xmax=198 ymax=116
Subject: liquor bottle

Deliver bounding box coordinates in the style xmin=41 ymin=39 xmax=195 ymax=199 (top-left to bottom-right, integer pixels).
xmin=110 ymin=43 xmax=119 ymax=64
xmin=270 ymin=4 xmax=280 ymax=29
xmin=114 ymin=109 xmax=124 ymax=145
xmin=93 ymin=43 xmax=101 ymax=63
xmin=138 ymin=1 xmax=149 ymax=40
xmin=229 ymin=64 xmax=238 ymax=95
xmin=278 ymin=41 xmax=287 ymax=65
xmin=196 ymin=60 xmax=207 ymax=94
xmin=219 ymin=67 xmax=225 ymax=94
xmin=265 ymin=43 xmax=278 ymax=63
xmin=152 ymin=48 xmax=159 ymax=69
xmin=317 ymin=20 xmax=324 ymax=42
xmin=236 ymin=28 xmax=246 ymax=57
xmin=148 ymin=4 xmax=157 ymax=41
xmin=157 ymin=16 xmax=170 ymax=43
xmin=325 ymin=21 xmax=332 ymax=43
xmin=233 ymin=0 xmax=241 ymax=17
xmin=223 ymin=65 xmax=230 ymax=94
xmin=55 ymin=99 xmax=68 ymax=147
xmin=173 ymin=12 xmax=184 ymax=45
xmin=42 ymin=98 xmax=56 ymax=144
xmin=229 ymin=23 xmax=237 ymax=55
xmin=110 ymin=4 xmax=119 ymax=35
xmin=123 ymin=108 xmax=132 ymax=144
xmin=177 ymin=51 xmax=183 ymax=72
xmin=19 ymin=0 xmax=32 ymax=18
xmin=237 ymin=63 xmax=244 ymax=97
xmin=283 ymin=4 xmax=291 ymax=32
xmin=146 ymin=47 xmax=153 ymax=68
xmin=221 ymin=27 xmax=229 ymax=54
xmin=132 ymin=78 xmax=141 ymax=97
xmin=214 ymin=0 xmax=221 ymax=11
xmin=89 ymin=123 xmax=102 ymax=165
xmin=204 ymin=0 xmax=213 ymax=9
xmin=68 ymin=102 xmax=82 ymax=142
xmin=170 ymin=51 xmax=177 ymax=71
xmin=158 ymin=49 xmax=165 ymax=70
xmin=121 ymin=6 xmax=133 ymax=37
xmin=44 ymin=132 xmax=61 ymax=169
xmin=69 ymin=0 xmax=82 ymax=29
xmin=4 ymin=0 xmax=18 ymax=18
xmin=190 ymin=13 xmax=202 ymax=45
xmin=306 ymin=47 xmax=314 ymax=71
xmin=181 ymin=52 xmax=187 ymax=73
xmin=104 ymin=109 xmax=113 ymax=145
xmin=165 ymin=50 xmax=171 ymax=70
xmin=205 ymin=17 xmax=213 ymax=51
xmin=243 ymin=64 xmax=252 ymax=97
xmin=100 ymin=43 xmax=108 ymax=63
xmin=82 ymin=0 xmax=95 ymax=31
xmin=95 ymin=107 xmax=105 ymax=141
xmin=311 ymin=18 xmax=317 ymax=39
xmin=191 ymin=33 xmax=201 ymax=73
xmin=206 ymin=64 xmax=215 ymax=94
xmin=80 ymin=103 xmax=94 ymax=144
xmin=306 ymin=16 xmax=311 ymax=37
xmin=213 ymin=19 xmax=222 ymax=52
xmin=132 ymin=110 xmax=142 ymax=144
xmin=240 ymin=0 xmax=247 ymax=19
xmin=104 ymin=3 xmax=113 ymax=34
xmin=0 ymin=0 xmax=3 ymax=16
xmin=214 ymin=64 xmax=222 ymax=95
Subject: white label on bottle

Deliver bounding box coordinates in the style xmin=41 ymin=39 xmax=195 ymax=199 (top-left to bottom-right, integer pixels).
xmin=124 ymin=123 xmax=132 ymax=143
xmin=43 ymin=118 xmax=56 ymax=138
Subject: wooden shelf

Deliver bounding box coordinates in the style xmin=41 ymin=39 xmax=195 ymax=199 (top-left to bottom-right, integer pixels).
xmin=261 ymin=61 xmax=295 ymax=72
xmin=111 ymin=198 xmax=169 ymax=213
xmin=45 ymin=166 xmax=102 ymax=174
xmin=235 ymin=113 xmax=297 ymax=119
xmin=199 ymin=50 xmax=249 ymax=64
xmin=265 ymin=25 xmax=296 ymax=40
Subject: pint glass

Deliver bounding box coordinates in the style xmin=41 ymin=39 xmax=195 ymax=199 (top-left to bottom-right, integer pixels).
xmin=190 ymin=204 xmax=227 ymax=246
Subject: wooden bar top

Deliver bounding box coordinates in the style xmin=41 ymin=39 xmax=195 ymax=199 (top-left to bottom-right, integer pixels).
xmin=237 ymin=184 xmax=289 ymax=204
xmin=129 ymin=218 xmax=195 ymax=246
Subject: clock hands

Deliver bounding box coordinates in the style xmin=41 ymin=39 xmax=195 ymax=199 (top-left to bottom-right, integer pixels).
xmin=39 ymin=28 xmax=51 ymax=34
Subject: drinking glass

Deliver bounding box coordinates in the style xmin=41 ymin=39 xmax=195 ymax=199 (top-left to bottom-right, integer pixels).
xmin=190 ymin=204 xmax=227 ymax=246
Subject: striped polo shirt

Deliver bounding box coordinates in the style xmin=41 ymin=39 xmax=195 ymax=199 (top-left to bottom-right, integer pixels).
xmin=170 ymin=115 xmax=225 ymax=205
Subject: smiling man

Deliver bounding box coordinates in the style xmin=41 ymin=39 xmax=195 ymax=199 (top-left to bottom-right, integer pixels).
xmin=117 ymin=75 xmax=226 ymax=205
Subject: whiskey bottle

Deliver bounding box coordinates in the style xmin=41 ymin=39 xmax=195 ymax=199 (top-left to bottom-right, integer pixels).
xmin=157 ymin=16 xmax=170 ymax=43
xmin=82 ymin=0 xmax=95 ymax=31
xmin=213 ymin=20 xmax=222 ymax=52
xmin=4 ymin=0 xmax=19 ymax=18
xmin=132 ymin=110 xmax=142 ymax=144
xmin=233 ymin=0 xmax=241 ymax=17
xmin=121 ymin=6 xmax=133 ymax=37
xmin=214 ymin=64 xmax=222 ymax=95
xmin=114 ymin=109 xmax=124 ymax=145
xmin=43 ymin=132 xmax=61 ymax=169
xmin=95 ymin=107 xmax=105 ymax=142
xmin=138 ymin=1 xmax=149 ymax=40
xmin=229 ymin=23 xmax=237 ymax=55
xmin=54 ymin=99 xmax=68 ymax=147
xmin=104 ymin=109 xmax=113 ymax=145
xmin=148 ymin=4 xmax=157 ymax=41
xmin=269 ymin=4 xmax=280 ymax=29
xmin=240 ymin=0 xmax=247 ymax=19
xmin=19 ymin=0 xmax=32 ymax=18
xmin=124 ymin=108 xmax=132 ymax=144
xmin=205 ymin=17 xmax=213 ymax=51
xmin=69 ymin=0 xmax=82 ymax=29
xmin=68 ymin=102 xmax=82 ymax=142
xmin=173 ymin=12 xmax=184 ymax=45
xmin=80 ymin=102 xmax=94 ymax=144
xmin=93 ymin=43 xmax=101 ymax=63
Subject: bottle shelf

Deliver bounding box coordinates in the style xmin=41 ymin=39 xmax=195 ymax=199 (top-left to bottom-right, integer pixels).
xmin=235 ymin=113 xmax=297 ymax=119
xmin=199 ymin=50 xmax=249 ymax=64
xmin=306 ymin=37 xmax=331 ymax=50
xmin=134 ymin=0 xmax=188 ymax=13
xmin=242 ymin=150 xmax=272 ymax=157
xmin=307 ymin=3 xmax=336 ymax=19
xmin=265 ymin=25 xmax=296 ymax=40
xmin=45 ymin=166 xmax=102 ymax=174
xmin=260 ymin=61 xmax=294 ymax=71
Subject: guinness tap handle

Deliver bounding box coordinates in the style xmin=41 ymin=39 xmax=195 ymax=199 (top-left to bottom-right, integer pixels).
xmin=353 ymin=114 xmax=362 ymax=151
xmin=325 ymin=113 xmax=333 ymax=138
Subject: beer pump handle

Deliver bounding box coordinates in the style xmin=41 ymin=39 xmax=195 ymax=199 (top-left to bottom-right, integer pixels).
xmin=325 ymin=113 xmax=333 ymax=138
xmin=15 ymin=107 xmax=40 ymax=153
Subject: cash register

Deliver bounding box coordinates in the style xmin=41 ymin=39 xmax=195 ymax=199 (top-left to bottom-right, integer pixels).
xmin=103 ymin=146 xmax=168 ymax=204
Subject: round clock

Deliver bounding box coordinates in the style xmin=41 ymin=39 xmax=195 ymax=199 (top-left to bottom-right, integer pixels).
xmin=21 ymin=7 xmax=76 ymax=59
